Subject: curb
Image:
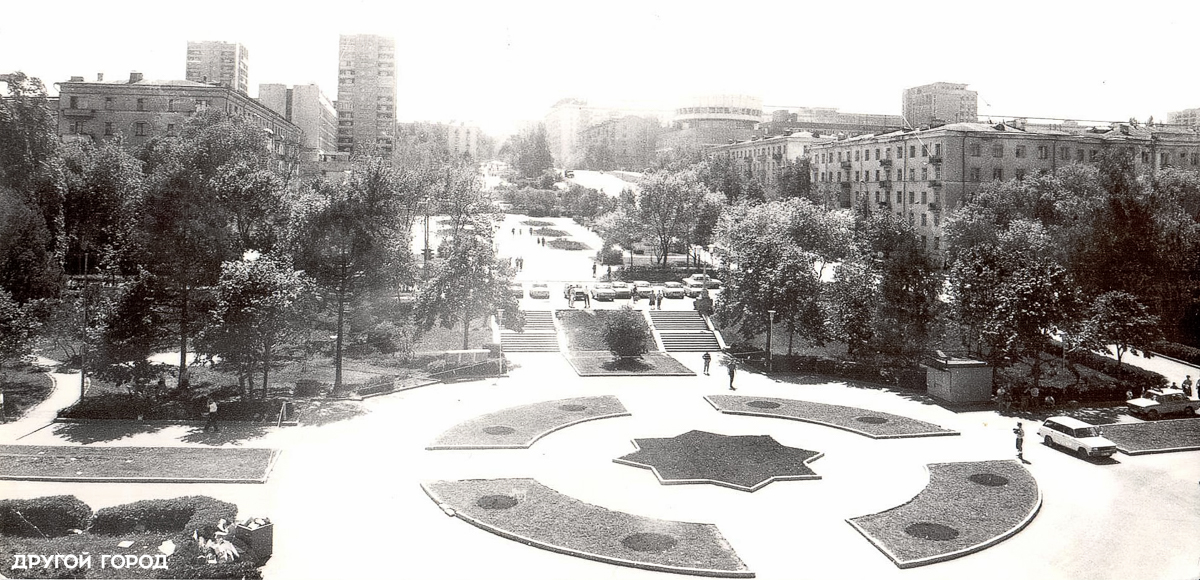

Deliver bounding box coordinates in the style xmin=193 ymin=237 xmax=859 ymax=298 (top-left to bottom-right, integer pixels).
xmin=704 ymin=396 xmax=960 ymax=439
xmin=50 ymin=418 xmax=299 ymax=427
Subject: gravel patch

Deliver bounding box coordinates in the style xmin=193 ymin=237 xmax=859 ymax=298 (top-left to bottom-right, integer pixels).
xmin=422 ymin=478 xmax=753 ymax=577
xmin=426 ymin=396 xmax=630 ymax=449
xmin=847 ymin=460 xmax=1041 ymax=568
xmin=614 ymin=430 xmax=822 ymax=491
xmin=705 ymin=395 xmax=958 ymax=438
xmin=0 ymin=445 xmax=279 ymax=483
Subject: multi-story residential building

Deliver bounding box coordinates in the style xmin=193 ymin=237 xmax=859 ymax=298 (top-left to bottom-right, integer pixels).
xmin=809 ymin=121 xmax=1200 ymax=258
xmin=657 ymin=94 xmax=762 ymax=154
xmin=708 ymin=132 xmax=827 ymax=189
xmin=902 ymin=82 xmax=977 ymax=128
xmin=761 ymin=107 xmax=903 ymax=137
xmin=336 ymin=34 xmax=396 ymax=156
xmin=185 ymin=41 xmax=250 ymax=94
xmin=578 ymin=115 xmax=660 ymax=171
xmin=544 ymin=98 xmax=596 ymax=168
xmin=258 ymin=83 xmax=338 ymax=160
xmin=446 ymin=122 xmax=479 ymax=158
xmin=1168 ymin=108 xmax=1200 ymax=126
xmin=56 ymin=72 xmax=300 ymax=164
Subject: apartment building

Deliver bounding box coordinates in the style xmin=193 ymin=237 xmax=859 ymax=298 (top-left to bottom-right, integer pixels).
xmin=809 ymin=121 xmax=1200 ymax=258
xmin=708 ymin=132 xmax=826 ymax=189
xmin=578 ymin=115 xmax=660 ymax=171
xmin=902 ymin=82 xmax=977 ymax=128
xmin=185 ymin=41 xmax=250 ymax=94
xmin=258 ymin=83 xmax=338 ymax=160
xmin=336 ymin=34 xmax=396 ymax=156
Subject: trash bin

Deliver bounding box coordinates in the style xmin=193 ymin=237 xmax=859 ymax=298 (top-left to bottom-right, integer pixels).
xmin=236 ymin=522 xmax=273 ymax=563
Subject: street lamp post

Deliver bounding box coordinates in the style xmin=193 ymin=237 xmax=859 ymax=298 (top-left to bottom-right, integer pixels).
xmin=766 ymin=310 xmax=776 ymax=373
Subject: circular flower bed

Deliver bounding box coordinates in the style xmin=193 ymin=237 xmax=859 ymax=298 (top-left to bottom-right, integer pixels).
xmin=904 ymin=522 xmax=960 ymax=541
xmin=746 ymin=400 xmax=782 ymax=409
xmin=622 ymin=532 xmax=678 ymax=553
xmin=968 ymin=473 xmax=1009 ymax=487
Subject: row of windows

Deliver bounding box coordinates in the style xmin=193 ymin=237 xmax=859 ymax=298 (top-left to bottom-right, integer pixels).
xmin=69 ymin=120 xmax=167 ymax=137
xmin=821 ymin=143 xmax=943 ymax=164
xmin=819 ymin=142 xmax=1200 ymax=167
xmin=676 ymin=106 xmax=762 ymax=117
xmin=730 ymin=144 xmax=787 ymax=159
xmin=818 ymin=166 xmax=942 ymax=183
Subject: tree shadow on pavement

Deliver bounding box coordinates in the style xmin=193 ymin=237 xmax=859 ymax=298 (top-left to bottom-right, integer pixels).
xmin=178 ymin=424 xmax=271 ymax=446
xmin=51 ymin=422 xmax=170 ymax=445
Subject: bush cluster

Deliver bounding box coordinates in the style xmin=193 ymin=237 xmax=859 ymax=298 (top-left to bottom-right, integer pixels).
xmin=1065 ymin=348 xmax=1167 ymax=394
xmin=1152 ymin=341 xmax=1200 ymax=366
xmin=90 ymin=496 xmax=238 ymax=536
xmin=0 ymin=496 xmax=93 ymax=537
xmin=546 ymin=239 xmax=590 ymax=251
xmin=57 ymin=394 xmax=287 ymax=422
xmin=612 ymin=265 xmax=699 ymax=283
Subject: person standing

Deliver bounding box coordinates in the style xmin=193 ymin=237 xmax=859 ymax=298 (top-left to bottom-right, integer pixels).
xmin=1181 ymin=375 xmax=1193 ymax=398
xmin=204 ymin=398 xmax=220 ymax=433
xmin=702 ymin=352 xmax=712 ymax=375
xmin=592 ymin=263 xmax=597 ymax=278
xmin=727 ymin=362 xmax=737 ymax=390
xmin=584 ymin=291 xmax=591 ymax=309
xmin=1013 ymin=422 xmax=1026 ymax=462
xmin=656 ymin=291 xmax=663 ymax=310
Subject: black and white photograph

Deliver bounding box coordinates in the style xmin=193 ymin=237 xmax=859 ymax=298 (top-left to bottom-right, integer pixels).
xmin=1 ymin=1 xmax=1199 ymax=578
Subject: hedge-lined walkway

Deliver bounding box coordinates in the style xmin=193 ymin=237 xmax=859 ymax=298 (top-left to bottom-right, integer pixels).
xmin=422 ymin=478 xmax=753 ymax=578
xmin=426 ymin=396 xmax=630 ymax=450
xmin=0 ymin=445 xmax=279 ymax=483
xmin=847 ymin=460 xmax=1041 ymax=568
xmin=705 ymin=395 xmax=958 ymax=438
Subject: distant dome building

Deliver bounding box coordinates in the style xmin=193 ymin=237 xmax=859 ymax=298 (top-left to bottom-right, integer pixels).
xmin=658 ymin=94 xmax=763 ymax=154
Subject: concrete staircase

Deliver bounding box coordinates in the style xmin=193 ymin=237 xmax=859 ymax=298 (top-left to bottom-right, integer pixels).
xmin=648 ymin=311 xmax=723 ymax=352
xmin=501 ymin=310 xmax=561 ymax=352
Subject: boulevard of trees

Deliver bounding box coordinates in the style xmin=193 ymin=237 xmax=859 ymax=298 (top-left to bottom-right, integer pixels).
xmin=0 ymin=73 xmax=517 ymax=416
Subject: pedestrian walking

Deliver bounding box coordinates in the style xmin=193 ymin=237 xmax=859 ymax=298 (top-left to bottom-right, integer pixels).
xmin=1182 ymin=375 xmax=1194 ymax=398
xmin=606 ymin=265 xmax=612 ymax=279
xmin=656 ymin=291 xmax=663 ymax=310
xmin=1013 ymin=422 xmax=1026 ymax=462
xmin=727 ymin=362 xmax=737 ymax=390
xmin=584 ymin=291 xmax=591 ymax=309
xmin=203 ymin=398 xmax=220 ymax=433
xmin=511 ymin=227 xmax=515 ymax=235
xmin=529 ymin=227 xmax=533 ymax=235
xmin=592 ymin=263 xmax=597 ymax=278
xmin=702 ymin=352 xmax=712 ymax=375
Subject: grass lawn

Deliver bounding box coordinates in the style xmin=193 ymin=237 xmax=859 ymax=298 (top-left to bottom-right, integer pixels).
xmin=559 ymin=310 xmax=652 ymax=352
xmin=547 ymin=239 xmax=592 ymax=251
xmin=565 ymin=352 xmax=695 ymax=377
xmin=533 ymin=227 xmax=570 ymax=237
xmin=0 ymin=445 xmax=279 ymax=483
xmin=1098 ymin=417 xmax=1200 ymax=454
xmin=615 ymin=430 xmax=822 ymax=492
xmin=427 ymin=396 xmax=629 ymax=449
xmin=706 ymin=395 xmax=958 ymax=439
xmin=422 ymin=478 xmax=753 ymax=577
xmin=847 ymin=460 xmax=1040 ymax=568
xmin=0 ymin=365 xmax=54 ymax=420
xmin=412 ymin=322 xmax=495 ymax=352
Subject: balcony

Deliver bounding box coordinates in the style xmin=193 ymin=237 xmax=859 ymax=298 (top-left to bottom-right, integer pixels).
xmin=62 ymin=108 xmax=95 ymax=118
xmin=929 ymin=180 xmax=943 ymax=188
xmin=928 ymin=202 xmax=941 ymax=212
xmin=879 ymin=158 xmax=893 ymax=167
xmin=878 ymin=180 xmax=892 ymax=189
xmin=839 ymin=181 xmax=852 ymax=190
xmin=877 ymin=201 xmax=890 ymax=209
xmin=840 ymin=161 xmax=853 ymax=169
xmin=929 ymin=155 xmax=943 ymax=164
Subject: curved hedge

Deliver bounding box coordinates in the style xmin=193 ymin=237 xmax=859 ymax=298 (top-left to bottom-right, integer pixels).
xmin=0 ymin=495 xmax=92 ymax=537
xmin=91 ymin=496 xmax=237 ymax=536
xmin=1153 ymin=341 xmax=1200 ymax=366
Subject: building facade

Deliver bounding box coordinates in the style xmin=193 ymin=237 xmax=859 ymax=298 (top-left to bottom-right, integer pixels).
xmin=657 ymin=94 xmax=762 ymax=154
xmin=258 ymin=83 xmax=338 ymax=160
xmin=56 ymin=72 xmax=300 ymax=163
xmin=336 ymin=34 xmax=396 ymax=156
xmin=760 ymin=107 xmax=903 ymax=137
xmin=446 ymin=122 xmax=479 ymax=158
xmin=902 ymin=82 xmax=977 ymax=128
xmin=578 ymin=115 xmax=660 ymax=171
xmin=185 ymin=41 xmax=250 ymax=94
xmin=708 ymin=132 xmax=825 ymax=189
xmin=809 ymin=121 xmax=1200 ymax=258
xmin=1168 ymin=108 xmax=1200 ymax=126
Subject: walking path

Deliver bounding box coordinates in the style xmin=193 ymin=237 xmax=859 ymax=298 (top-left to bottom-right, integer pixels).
xmin=0 ymin=357 xmax=80 ymax=442
xmin=1113 ymin=348 xmax=1200 ymax=387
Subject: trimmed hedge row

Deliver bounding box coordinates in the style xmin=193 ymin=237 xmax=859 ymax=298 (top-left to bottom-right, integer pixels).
xmin=725 ymin=344 xmax=925 ymax=389
xmin=57 ymin=395 xmax=289 ymax=422
xmin=1153 ymin=341 xmax=1200 ymax=366
xmin=0 ymin=496 xmax=92 ymax=537
xmin=1066 ymin=348 xmax=1167 ymax=393
xmin=91 ymin=496 xmax=238 ymax=536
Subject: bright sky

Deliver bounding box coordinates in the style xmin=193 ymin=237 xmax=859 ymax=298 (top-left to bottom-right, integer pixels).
xmin=3 ymin=0 xmax=1198 ymax=138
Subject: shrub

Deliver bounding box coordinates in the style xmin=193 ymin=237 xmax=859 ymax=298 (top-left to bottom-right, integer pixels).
xmin=217 ymin=399 xmax=284 ymax=422
xmin=596 ymin=246 xmax=624 ymax=266
xmin=91 ymin=496 xmax=237 ymax=536
xmin=0 ymin=496 xmax=92 ymax=537
xmin=1153 ymin=341 xmax=1200 ymax=365
xmin=533 ymin=227 xmax=569 ymax=237
xmin=1065 ymin=348 xmax=1167 ymax=393
xmin=602 ymin=307 xmax=650 ymax=358
xmin=547 ymin=239 xmax=590 ymax=251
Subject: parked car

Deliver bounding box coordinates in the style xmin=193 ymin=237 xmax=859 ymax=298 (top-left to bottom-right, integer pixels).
xmin=661 ymin=281 xmax=686 ymax=298
xmin=567 ymin=285 xmax=589 ymax=304
xmin=683 ymin=279 xmax=707 ymax=298
xmin=1126 ymin=388 xmax=1196 ymax=418
xmin=686 ymin=273 xmax=722 ymax=289
xmin=1037 ymin=416 xmax=1118 ymax=459
xmin=529 ymin=283 xmax=550 ymax=299
xmin=633 ymin=281 xmax=654 ymax=298
xmin=508 ymin=282 xmax=525 ymax=298
xmin=591 ymin=282 xmax=616 ymax=301
xmin=611 ymin=281 xmax=632 ymax=299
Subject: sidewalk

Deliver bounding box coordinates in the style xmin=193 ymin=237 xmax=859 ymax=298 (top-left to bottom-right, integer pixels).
xmin=1097 ymin=346 xmax=1200 ymax=388
xmin=0 ymin=357 xmax=81 ymax=442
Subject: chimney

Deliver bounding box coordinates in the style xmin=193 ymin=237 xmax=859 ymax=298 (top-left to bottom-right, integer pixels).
xmin=129 ymin=71 xmax=143 ymax=84
xmin=97 ymin=73 xmax=103 ymax=82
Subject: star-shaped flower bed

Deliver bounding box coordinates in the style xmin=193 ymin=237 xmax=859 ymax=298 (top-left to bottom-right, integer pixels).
xmin=614 ymin=430 xmax=823 ymax=492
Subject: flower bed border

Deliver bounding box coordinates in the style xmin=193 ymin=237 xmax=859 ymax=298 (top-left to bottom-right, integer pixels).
xmin=1096 ymin=417 xmax=1200 ymax=455
xmin=704 ymin=396 xmax=958 ymax=439
xmin=426 ymin=396 xmax=630 ymax=450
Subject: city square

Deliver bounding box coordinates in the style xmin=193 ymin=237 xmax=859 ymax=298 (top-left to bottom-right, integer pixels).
xmin=2 ymin=3 xmax=1200 ymax=579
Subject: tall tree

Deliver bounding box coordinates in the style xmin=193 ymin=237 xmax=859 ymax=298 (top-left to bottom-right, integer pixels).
xmin=632 ymin=169 xmax=717 ymax=266
xmin=864 ymin=212 xmax=942 ymax=360
xmin=0 ymin=289 xmax=38 ymax=376
xmin=60 ymin=139 xmax=145 ymax=277
xmin=1079 ymin=291 xmax=1162 ymax=364
xmin=0 ymin=72 xmax=66 ymax=265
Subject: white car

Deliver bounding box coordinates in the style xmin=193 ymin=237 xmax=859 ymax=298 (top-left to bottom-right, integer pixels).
xmin=683 ymin=279 xmax=707 ymax=298
xmin=1126 ymin=388 xmax=1196 ymax=418
xmin=686 ymin=273 xmax=722 ymax=289
xmin=1037 ymin=416 xmax=1118 ymax=459
xmin=529 ymin=283 xmax=550 ymax=299
xmin=661 ymin=281 xmax=685 ymax=298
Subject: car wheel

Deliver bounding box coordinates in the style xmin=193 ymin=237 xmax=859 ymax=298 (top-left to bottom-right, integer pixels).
xmin=1044 ymin=435 xmax=1054 ymax=448
xmin=1077 ymin=447 xmax=1089 ymax=459
xmin=1185 ymin=406 xmax=1195 ymax=416
xmin=1148 ymin=409 xmax=1159 ymax=419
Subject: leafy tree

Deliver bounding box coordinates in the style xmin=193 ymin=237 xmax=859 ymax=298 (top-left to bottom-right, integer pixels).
xmin=696 ymin=154 xmax=746 ymax=203
xmin=92 ymin=271 xmax=170 ymax=390
xmin=501 ymin=123 xmax=554 ymax=177
xmin=864 ymin=212 xmax=942 ymax=360
xmin=777 ymin=160 xmax=814 ymax=201
xmin=0 ymin=188 xmax=63 ymax=303
xmin=1080 ymin=291 xmax=1162 ymax=364
xmin=0 ymin=72 xmax=66 ymax=264
xmin=603 ymin=306 xmax=650 ymax=358
xmin=60 ymin=139 xmax=145 ymax=276
xmin=198 ymin=254 xmax=314 ymax=397
xmin=595 ymin=196 xmax=643 ymax=268
xmin=826 ymin=258 xmax=877 ymax=356
xmin=0 ymin=289 xmax=38 ymax=375
xmin=560 ymin=184 xmax=614 ymax=219
xmin=632 ymin=169 xmax=717 ymax=266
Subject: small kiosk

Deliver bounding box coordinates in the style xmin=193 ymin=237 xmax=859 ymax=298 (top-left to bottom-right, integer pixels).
xmin=922 ymin=355 xmax=993 ymax=404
